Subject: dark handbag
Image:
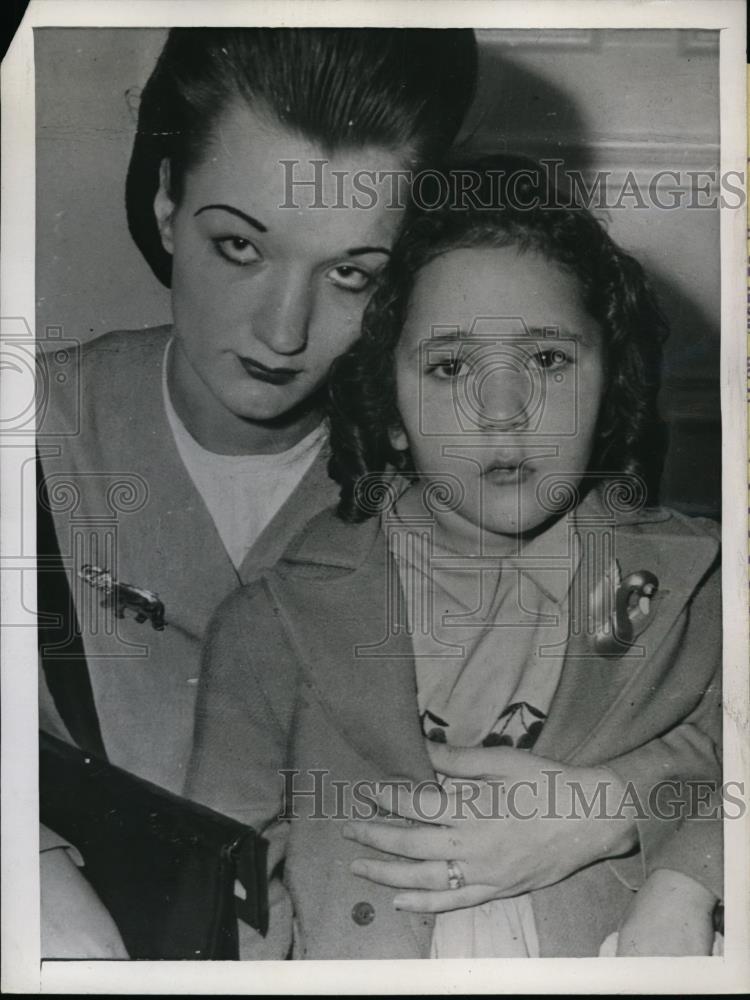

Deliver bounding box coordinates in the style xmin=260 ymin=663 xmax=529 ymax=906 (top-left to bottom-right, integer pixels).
xmin=40 ymin=731 xmax=267 ymax=959
xmin=37 ymin=452 xmax=268 ymax=958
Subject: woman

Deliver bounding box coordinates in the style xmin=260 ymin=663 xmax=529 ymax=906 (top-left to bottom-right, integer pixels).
xmin=37 ymin=27 xmax=478 ymax=956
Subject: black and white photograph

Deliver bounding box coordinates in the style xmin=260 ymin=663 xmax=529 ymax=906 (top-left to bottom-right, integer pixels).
xmin=1 ymin=0 xmax=747 ymax=994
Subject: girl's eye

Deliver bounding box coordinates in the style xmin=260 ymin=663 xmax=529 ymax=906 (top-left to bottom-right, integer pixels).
xmin=428 ymin=357 xmax=470 ymax=379
xmin=534 ymin=348 xmax=570 ymax=371
xmin=327 ymin=264 xmax=372 ymax=292
xmin=214 ymin=237 xmax=261 ymax=266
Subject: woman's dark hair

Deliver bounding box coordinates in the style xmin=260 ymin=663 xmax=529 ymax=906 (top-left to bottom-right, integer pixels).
xmin=126 ymin=28 xmax=477 ymax=286
xmin=329 ymin=155 xmax=669 ymax=522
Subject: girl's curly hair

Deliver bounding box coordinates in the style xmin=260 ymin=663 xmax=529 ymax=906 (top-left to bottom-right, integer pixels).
xmin=328 ymin=156 xmax=669 ymax=522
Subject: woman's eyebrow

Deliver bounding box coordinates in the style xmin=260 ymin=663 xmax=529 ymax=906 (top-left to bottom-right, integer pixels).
xmin=194 ymin=204 xmax=268 ymax=232
xmin=345 ymin=245 xmax=391 ymax=257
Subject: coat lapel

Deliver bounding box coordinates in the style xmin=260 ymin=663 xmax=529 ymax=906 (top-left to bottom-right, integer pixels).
xmin=237 ymin=444 xmax=339 ymax=584
xmin=274 ymin=515 xmax=436 ymax=784
xmin=271 ymin=512 xmax=437 ymax=953
xmin=94 ymin=332 xmax=241 ymax=638
xmin=39 ymin=327 xmax=242 ymax=642
xmin=78 ymin=329 xmax=340 ymax=636
xmin=535 ymin=508 xmax=719 ymax=763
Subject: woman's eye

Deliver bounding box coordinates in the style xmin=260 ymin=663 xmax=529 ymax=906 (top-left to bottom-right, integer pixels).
xmin=534 ymin=348 xmax=569 ymax=371
xmin=214 ymin=237 xmax=261 ymax=266
xmin=327 ymin=264 xmax=372 ymax=292
xmin=429 ymin=357 xmax=470 ymax=379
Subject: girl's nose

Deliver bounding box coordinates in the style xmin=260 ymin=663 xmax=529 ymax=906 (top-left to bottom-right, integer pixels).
xmin=251 ymin=270 xmax=311 ymax=356
xmin=470 ymin=360 xmax=537 ymax=430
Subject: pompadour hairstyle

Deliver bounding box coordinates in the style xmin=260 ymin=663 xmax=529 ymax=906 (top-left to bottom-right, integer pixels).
xmin=126 ymin=27 xmax=478 ymax=286
xmin=328 ymin=155 xmax=669 ymax=522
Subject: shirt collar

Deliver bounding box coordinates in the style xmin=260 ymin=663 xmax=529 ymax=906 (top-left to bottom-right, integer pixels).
xmin=508 ymin=511 xmax=578 ymax=606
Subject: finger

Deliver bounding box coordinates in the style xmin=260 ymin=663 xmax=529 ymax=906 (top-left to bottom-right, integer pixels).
xmin=371 ymin=780 xmax=456 ymax=826
xmin=393 ymin=884 xmax=498 ymax=913
xmin=342 ymin=820 xmax=462 ymax=860
xmin=427 ymin=741 xmax=535 ymax=779
xmin=351 ymin=858 xmax=457 ymax=891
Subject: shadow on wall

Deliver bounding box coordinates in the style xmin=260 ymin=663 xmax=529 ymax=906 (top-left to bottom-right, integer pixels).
xmin=455 ymin=39 xmax=721 ymax=521
xmin=456 ymin=38 xmax=598 ymax=174
xmin=652 ymin=268 xmax=721 ymax=520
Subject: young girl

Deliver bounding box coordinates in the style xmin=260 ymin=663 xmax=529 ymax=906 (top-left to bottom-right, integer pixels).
xmin=186 ymin=160 xmax=722 ymax=959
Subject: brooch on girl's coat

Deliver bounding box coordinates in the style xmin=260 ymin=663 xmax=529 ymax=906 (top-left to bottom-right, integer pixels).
xmin=590 ymin=559 xmax=659 ymax=656
xmin=78 ymin=564 xmax=166 ymax=631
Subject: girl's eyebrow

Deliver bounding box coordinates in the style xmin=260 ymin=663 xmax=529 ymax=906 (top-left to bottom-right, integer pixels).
xmin=427 ymin=326 xmax=582 ymax=342
xmin=414 ymin=327 xmax=588 ymax=359
xmin=194 ymin=204 xmax=268 ymax=232
xmin=525 ymin=326 xmax=581 ymax=341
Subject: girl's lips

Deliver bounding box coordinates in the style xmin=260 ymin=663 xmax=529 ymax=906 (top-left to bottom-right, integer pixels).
xmin=482 ymin=460 xmax=533 ymax=485
xmin=238 ymin=355 xmax=301 ymax=385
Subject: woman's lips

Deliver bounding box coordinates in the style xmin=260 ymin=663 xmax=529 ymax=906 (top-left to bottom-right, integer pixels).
xmin=238 ymin=355 xmax=301 ymax=385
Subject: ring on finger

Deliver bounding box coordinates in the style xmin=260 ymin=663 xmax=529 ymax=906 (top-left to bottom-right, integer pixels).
xmin=446 ymin=859 xmax=466 ymax=890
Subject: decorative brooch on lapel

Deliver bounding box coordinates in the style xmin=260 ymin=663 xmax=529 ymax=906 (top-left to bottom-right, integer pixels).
xmin=590 ymin=559 xmax=659 ymax=656
xmin=78 ymin=564 xmax=166 ymax=631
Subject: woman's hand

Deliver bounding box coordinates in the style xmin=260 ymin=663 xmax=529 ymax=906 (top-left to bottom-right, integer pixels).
xmin=615 ymin=868 xmax=717 ymax=956
xmin=342 ymin=742 xmax=638 ymax=913
xmin=41 ymin=848 xmax=129 ymax=959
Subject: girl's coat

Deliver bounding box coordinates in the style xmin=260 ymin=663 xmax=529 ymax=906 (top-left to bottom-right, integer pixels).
xmin=187 ymin=495 xmax=722 ymax=958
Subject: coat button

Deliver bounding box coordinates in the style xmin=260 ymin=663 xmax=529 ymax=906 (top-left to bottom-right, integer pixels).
xmin=351 ymin=901 xmax=375 ymax=926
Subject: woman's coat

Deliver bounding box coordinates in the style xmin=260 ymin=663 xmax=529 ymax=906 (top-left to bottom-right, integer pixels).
xmin=37 ymin=326 xmax=339 ymax=794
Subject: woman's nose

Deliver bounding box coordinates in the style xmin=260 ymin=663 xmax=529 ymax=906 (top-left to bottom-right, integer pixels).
xmin=470 ymin=360 xmax=536 ymax=430
xmin=251 ymin=270 xmax=312 ymax=356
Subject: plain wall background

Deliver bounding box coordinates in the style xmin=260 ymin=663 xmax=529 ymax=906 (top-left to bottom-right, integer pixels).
xmin=35 ymin=28 xmax=721 ymax=516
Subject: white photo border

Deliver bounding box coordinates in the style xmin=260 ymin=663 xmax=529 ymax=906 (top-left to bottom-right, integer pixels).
xmin=1 ymin=0 xmax=747 ymax=994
